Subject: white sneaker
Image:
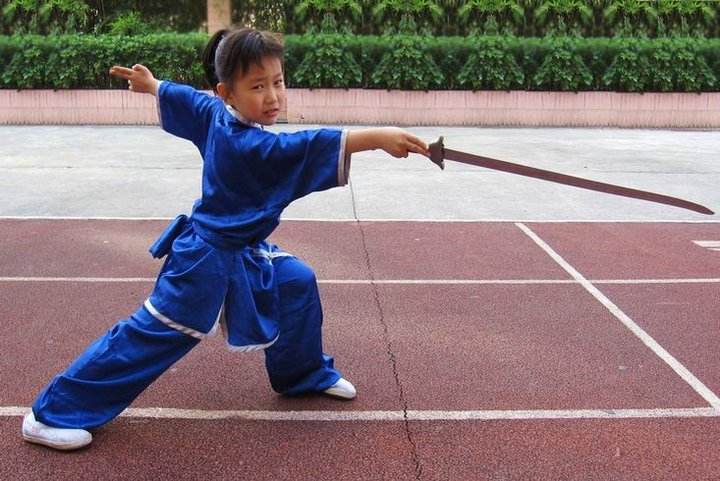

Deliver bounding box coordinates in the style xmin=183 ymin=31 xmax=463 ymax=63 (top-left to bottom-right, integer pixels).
xmin=22 ymin=411 xmax=92 ymax=450
xmin=323 ymin=378 xmax=357 ymax=400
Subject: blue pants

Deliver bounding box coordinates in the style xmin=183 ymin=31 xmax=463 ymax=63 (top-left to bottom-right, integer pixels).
xmin=32 ymin=256 xmax=341 ymax=429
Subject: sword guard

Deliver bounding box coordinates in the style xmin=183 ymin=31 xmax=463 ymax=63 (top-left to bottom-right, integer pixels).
xmin=428 ymin=136 xmax=445 ymax=170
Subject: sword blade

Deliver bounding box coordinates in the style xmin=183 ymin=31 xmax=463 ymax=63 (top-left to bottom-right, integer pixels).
xmin=428 ymin=136 xmax=714 ymax=215
xmin=441 ymin=147 xmax=714 ymax=216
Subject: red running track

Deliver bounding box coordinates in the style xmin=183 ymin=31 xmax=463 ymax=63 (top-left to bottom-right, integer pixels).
xmin=1 ymin=219 xmax=719 ymax=481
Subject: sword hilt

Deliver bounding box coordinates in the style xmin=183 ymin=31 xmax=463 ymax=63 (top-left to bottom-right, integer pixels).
xmin=428 ymin=136 xmax=445 ymax=170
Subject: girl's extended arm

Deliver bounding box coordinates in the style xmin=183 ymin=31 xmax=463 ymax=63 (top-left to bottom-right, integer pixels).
xmin=346 ymin=127 xmax=430 ymax=158
xmin=109 ymin=64 xmax=159 ymax=96
xmin=109 ymin=63 xmax=217 ymax=150
xmin=109 ymin=66 xmax=427 ymax=159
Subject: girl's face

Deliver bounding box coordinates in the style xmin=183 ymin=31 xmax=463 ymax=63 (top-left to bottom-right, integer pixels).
xmin=219 ymin=56 xmax=285 ymax=126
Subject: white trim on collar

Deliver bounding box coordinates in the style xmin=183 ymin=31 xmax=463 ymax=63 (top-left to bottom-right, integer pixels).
xmin=225 ymin=104 xmax=261 ymax=128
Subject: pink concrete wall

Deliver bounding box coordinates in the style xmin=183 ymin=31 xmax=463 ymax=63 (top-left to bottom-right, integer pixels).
xmin=287 ymin=90 xmax=720 ymax=128
xmin=1 ymin=89 xmax=718 ymax=128
xmin=0 ymin=89 xmax=160 ymax=125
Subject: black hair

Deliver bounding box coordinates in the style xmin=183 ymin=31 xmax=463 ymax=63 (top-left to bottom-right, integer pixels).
xmin=202 ymin=28 xmax=284 ymax=93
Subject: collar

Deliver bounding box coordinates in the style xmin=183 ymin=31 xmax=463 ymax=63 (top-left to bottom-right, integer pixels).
xmin=225 ymin=104 xmax=262 ymax=129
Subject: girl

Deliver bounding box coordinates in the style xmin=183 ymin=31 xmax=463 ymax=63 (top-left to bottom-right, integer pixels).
xmin=22 ymin=28 xmax=429 ymax=450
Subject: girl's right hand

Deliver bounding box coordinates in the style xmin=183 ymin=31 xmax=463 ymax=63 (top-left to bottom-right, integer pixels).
xmin=109 ymin=64 xmax=159 ymax=96
xmin=377 ymin=127 xmax=430 ymax=158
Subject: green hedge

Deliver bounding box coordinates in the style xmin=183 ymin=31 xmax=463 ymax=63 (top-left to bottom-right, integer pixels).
xmin=2 ymin=34 xmax=719 ymax=92
xmin=0 ymin=33 xmax=207 ymax=89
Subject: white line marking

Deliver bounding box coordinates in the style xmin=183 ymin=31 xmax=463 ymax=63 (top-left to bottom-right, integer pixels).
xmin=516 ymin=222 xmax=720 ymax=410
xmin=323 ymin=278 xmax=720 ymax=285
xmin=2 ymin=277 xmax=720 ymax=285
xmin=0 ymin=216 xmax=175 ymax=221
xmin=406 ymin=408 xmax=720 ymax=421
xmin=320 ymin=279 xmax=575 ymax=285
xmin=281 ymin=219 xmax=720 ymax=224
xmin=1 ymin=216 xmax=719 ymax=224
xmin=693 ymin=240 xmax=720 ymax=252
xmin=693 ymin=241 xmax=720 ymax=247
xmin=0 ymin=277 xmax=156 ymax=282
xmin=593 ymin=278 xmax=720 ymax=285
xmin=1 ymin=406 xmax=718 ymax=421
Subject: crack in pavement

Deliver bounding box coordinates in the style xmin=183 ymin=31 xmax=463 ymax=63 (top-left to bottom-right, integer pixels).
xmin=349 ymin=178 xmax=423 ymax=480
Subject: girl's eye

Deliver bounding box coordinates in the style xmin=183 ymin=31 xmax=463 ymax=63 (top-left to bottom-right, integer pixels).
xmin=274 ymin=80 xmax=284 ymax=87
xmin=253 ymin=84 xmax=264 ymax=90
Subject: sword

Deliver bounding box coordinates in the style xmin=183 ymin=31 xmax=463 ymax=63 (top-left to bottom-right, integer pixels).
xmin=428 ymin=136 xmax=714 ymax=216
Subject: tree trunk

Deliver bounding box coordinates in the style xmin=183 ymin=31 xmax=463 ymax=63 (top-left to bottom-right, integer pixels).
xmin=207 ymin=0 xmax=231 ymax=34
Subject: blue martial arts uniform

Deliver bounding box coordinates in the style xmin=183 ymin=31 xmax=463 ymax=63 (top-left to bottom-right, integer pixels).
xmin=32 ymin=81 xmax=351 ymax=429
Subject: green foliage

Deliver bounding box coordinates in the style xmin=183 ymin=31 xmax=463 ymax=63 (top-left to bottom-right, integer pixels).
xmin=458 ymin=37 xmax=525 ymax=89
xmin=106 ymin=11 xmax=153 ymax=36
xmin=0 ymin=33 xmax=206 ymax=89
xmin=602 ymin=41 xmax=652 ymax=91
xmin=656 ymin=0 xmax=717 ymax=37
xmin=602 ymin=0 xmax=659 ymax=37
xmin=1 ymin=0 xmax=90 ymax=34
xmin=532 ymin=0 xmax=594 ymax=36
xmin=423 ymin=35 xmax=470 ymax=88
xmin=292 ymin=0 xmax=363 ymax=33
xmin=0 ymin=0 xmax=207 ymax=34
xmin=1 ymin=33 xmax=718 ymax=92
xmin=92 ymin=0 xmax=205 ymax=33
xmin=370 ymin=36 xmax=444 ymax=89
xmin=602 ymin=37 xmax=717 ymax=91
xmin=283 ymin=0 xmax=720 ymax=37
xmin=1 ymin=36 xmax=47 ymax=87
xmin=292 ymin=34 xmax=362 ymax=87
xmin=532 ymin=38 xmax=593 ymax=90
xmin=371 ymin=0 xmax=445 ymax=34
xmin=458 ymin=0 xmax=526 ymax=35
xmin=696 ymin=39 xmax=720 ymax=79
xmin=647 ymin=38 xmax=716 ymax=91
xmin=2 ymin=1 xmax=719 ymax=38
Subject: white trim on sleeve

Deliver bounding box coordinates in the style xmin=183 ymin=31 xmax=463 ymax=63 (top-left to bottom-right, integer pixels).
xmin=337 ymin=129 xmax=352 ymax=186
xmin=155 ymin=80 xmax=165 ymax=127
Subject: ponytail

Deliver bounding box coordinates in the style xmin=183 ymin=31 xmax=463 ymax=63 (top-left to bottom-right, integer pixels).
xmin=202 ymin=29 xmax=229 ymax=92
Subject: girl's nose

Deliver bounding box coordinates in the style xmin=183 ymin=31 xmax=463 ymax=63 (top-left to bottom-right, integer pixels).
xmin=266 ymin=87 xmax=279 ymax=104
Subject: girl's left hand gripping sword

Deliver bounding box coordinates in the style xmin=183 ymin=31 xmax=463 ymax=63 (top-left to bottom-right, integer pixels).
xmin=428 ymin=137 xmax=714 ymax=215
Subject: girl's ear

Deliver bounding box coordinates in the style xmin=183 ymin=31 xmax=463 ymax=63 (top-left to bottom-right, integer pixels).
xmin=216 ymin=82 xmax=230 ymax=101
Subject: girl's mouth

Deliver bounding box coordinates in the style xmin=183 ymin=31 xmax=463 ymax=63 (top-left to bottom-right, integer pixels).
xmin=265 ymin=108 xmax=279 ymax=117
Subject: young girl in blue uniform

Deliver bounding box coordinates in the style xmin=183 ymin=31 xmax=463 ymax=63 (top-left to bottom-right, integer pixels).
xmin=22 ymin=28 xmax=429 ymax=450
